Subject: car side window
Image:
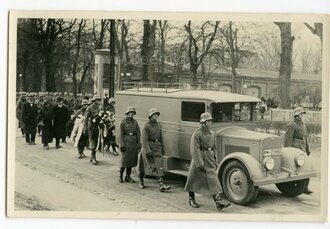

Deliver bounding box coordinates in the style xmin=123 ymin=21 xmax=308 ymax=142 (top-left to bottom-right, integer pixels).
xmin=181 ymin=101 xmax=205 ymax=122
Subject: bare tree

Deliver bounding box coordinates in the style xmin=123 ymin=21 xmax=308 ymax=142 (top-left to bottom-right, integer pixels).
xmin=304 ymin=23 xmax=323 ymax=43
xmin=141 ymin=20 xmax=157 ymax=81
xmin=217 ymin=22 xmax=253 ymax=93
xmin=109 ymin=19 xmax=116 ymax=97
xmin=77 ymin=19 xmax=110 ymax=93
xmin=184 ymin=21 xmax=220 ymax=84
xmin=71 ymin=19 xmax=87 ymax=96
xmin=35 ymin=19 xmax=76 ymax=91
xmin=274 ymin=22 xmax=294 ymax=108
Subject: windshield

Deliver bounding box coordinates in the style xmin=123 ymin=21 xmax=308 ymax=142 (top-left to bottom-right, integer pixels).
xmin=210 ymin=102 xmax=255 ymax=123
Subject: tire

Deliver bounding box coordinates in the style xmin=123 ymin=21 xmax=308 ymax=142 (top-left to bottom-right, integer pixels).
xmin=276 ymin=179 xmax=309 ymax=197
xmin=221 ymin=160 xmax=259 ymax=205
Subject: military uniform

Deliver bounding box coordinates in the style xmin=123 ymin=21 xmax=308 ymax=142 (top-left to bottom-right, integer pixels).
xmin=119 ymin=117 xmax=141 ymax=168
xmin=185 ymin=112 xmax=230 ymax=210
xmin=184 ymin=126 xmax=222 ymax=195
xmin=284 ymin=107 xmax=312 ymax=194
xmin=284 ymin=117 xmax=310 ymax=155
xmin=137 ymin=108 xmax=171 ymax=191
xmin=139 ymin=119 xmax=165 ymax=177
xmin=84 ymin=99 xmax=102 ymax=164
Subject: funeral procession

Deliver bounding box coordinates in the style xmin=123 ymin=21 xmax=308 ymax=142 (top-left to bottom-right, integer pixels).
xmin=12 ymin=18 xmax=323 ymax=215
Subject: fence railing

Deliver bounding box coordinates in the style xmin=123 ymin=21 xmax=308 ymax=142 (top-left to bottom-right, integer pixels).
xmin=270 ymin=108 xmax=321 ymax=124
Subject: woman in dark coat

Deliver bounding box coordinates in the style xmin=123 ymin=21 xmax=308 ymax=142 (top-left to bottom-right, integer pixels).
xmin=118 ymin=106 xmax=141 ymax=183
xmin=37 ymin=101 xmax=54 ymax=149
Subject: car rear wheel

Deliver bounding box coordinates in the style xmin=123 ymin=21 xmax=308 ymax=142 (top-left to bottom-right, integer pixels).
xmin=276 ymin=179 xmax=309 ymax=197
xmin=222 ymin=160 xmax=259 ymax=205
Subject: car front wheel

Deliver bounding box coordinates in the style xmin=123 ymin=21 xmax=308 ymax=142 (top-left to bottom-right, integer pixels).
xmin=221 ymin=160 xmax=259 ymax=205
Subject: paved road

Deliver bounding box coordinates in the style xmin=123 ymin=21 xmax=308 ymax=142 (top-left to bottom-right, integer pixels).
xmin=14 ymin=130 xmax=322 ymax=216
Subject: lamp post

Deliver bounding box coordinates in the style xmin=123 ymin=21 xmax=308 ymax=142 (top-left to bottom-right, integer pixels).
xmin=19 ymin=73 xmax=23 ymax=92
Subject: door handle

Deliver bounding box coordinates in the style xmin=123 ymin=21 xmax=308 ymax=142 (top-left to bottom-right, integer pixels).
xmin=177 ymin=127 xmax=183 ymax=131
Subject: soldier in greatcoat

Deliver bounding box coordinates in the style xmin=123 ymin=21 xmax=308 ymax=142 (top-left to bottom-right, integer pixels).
xmin=284 ymin=107 xmax=313 ymax=194
xmin=53 ymin=97 xmax=70 ymax=149
xmin=84 ymin=95 xmax=102 ymax=165
xmin=185 ymin=112 xmax=231 ymax=211
xmin=118 ymin=106 xmax=141 ymax=183
xmin=21 ymin=94 xmax=38 ymax=144
xmin=71 ymin=99 xmax=91 ymax=158
xmin=137 ymin=108 xmax=171 ymax=192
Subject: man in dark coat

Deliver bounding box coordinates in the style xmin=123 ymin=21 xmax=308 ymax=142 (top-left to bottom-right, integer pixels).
xmin=21 ymin=95 xmax=38 ymax=144
xmin=185 ymin=112 xmax=231 ymax=211
xmin=16 ymin=94 xmax=27 ymax=137
xmin=118 ymin=106 xmax=141 ymax=183
xmin=137 ymin=108 xmax=171 ymax=191
xmin=53 ymin=97 xmax=70 ymax=149
xmin=84 ymin=95 xmax=102 ymax=165
xmin=284 ymin=107 xmax=312 ymax=194
xmin=37 ymin=101 xmax=54 ymax=149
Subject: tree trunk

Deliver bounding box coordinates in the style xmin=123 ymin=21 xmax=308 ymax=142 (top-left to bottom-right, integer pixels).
xmin=109 ymin=19 xmax=116 ymax=98
xmin=148 ymin=20 xmax=157 ymax=82
xmin=141 ymin=20 xmax=150 ymax=81
xmin=275 ymin=22 xmax=293 ymax=109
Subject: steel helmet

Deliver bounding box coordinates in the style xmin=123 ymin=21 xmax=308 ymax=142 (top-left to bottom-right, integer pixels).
xmin=92 ymin=95 xmax=101 ymax=101
xmin=125 ymin=106 xmax=136 ymax=115
xmin=109 ymin=98 xmax=115 ymax=104
xmin=200 ymin=112 xmax=213 ymax=123
xmin=293 ymin=107 xmax=306 ymax=117
xmin=148 ymin=108 xmax=160 ymax=119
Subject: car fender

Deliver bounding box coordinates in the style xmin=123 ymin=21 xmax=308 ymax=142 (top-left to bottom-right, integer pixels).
xmin=281 ymin=147 xmax=314 ymax=173
xmin=218 ymin=152 xmax=265 ymax=183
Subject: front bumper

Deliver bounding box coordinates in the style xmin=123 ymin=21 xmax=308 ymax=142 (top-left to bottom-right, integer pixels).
xmin=253 ymin=170 xmax=317 ymax=186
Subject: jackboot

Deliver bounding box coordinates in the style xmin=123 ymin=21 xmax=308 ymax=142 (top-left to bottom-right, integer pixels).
xmin=124 ymin=168 xmax=135 ymax=183
xmin=138 ymin=172 xmax=145 ymax=189
xmin=158 ymin=177 xmax=171 ymax=192
xmin=119 ymin=167 xmax=125 ymax=183
xmin=214 ymin=193 xmax=231 ymax=211
xmin=90 ymin=151 xmax=99 ymax=165
xmin=188 ymin=192 xmax=199 ymax=208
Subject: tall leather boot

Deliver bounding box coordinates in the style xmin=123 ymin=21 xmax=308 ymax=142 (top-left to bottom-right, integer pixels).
xmin=124 ymin=168 xmax=135 ymax=183
xmin=119 ymin=167 xmax=125 ymax=183
xmin=158 ymin=177 xmax=171 ymax=192
xmin=138 ymin=172 xmax=145 ymax=189
xmin=188 ymin=191 xmax=199 ymax=208
xmin=213 ymin=193 xmax=231 ymax=211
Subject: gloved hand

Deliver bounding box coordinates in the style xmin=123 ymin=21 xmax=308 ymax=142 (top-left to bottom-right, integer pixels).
xmin=198 ymin=166 xmax=207 ymax=175
xmin=137 ymin=147 xmax=142 ymax=153
xmin=120 ymin=146 xmax=126 ymax=152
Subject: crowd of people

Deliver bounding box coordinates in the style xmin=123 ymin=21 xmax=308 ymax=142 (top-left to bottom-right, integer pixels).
xmin=15 ymin=91 xmax=232 ymax=211
xmin=16 ymin=90 xmax=314 ymax=211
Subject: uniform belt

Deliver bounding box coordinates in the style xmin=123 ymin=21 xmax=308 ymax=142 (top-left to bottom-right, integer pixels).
xmin=148 ymin=139 xmax=160 ymax=142
xmin=200 ymin=147 xmax=214 ymax=151
xmin=294 ymin=137 xmax=305 ymax=140
xmin=125 ymin=133 xmax=136 ymax=136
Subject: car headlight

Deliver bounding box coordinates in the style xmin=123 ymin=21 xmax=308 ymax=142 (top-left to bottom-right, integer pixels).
xmin=294 ymin=153 xmax=305 ymax=167
xmin=263 ymin=157 xmax=275 ymax=170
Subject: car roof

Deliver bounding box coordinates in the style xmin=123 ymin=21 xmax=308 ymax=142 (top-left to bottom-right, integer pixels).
xmin=116 ymin=88 xmax=261 ymax=103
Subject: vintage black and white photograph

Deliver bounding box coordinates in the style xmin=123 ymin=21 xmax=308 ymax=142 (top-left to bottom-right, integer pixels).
xmin=6 ymin=11 xmax=329 ymax=222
